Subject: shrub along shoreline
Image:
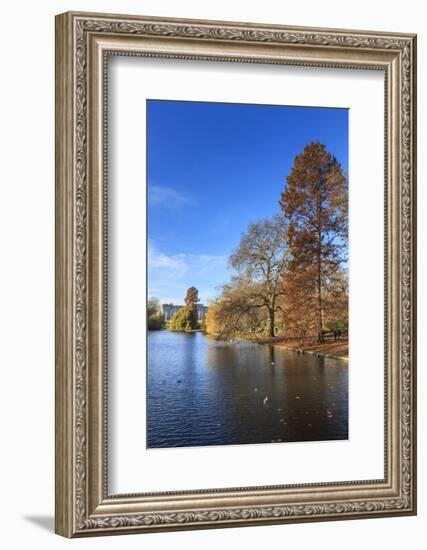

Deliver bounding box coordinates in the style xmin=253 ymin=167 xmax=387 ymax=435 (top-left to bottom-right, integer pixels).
xmin=257 ymin=335 xmax=348 ymax=360
xmin=206 ymin=332 xmax=348 ymax=361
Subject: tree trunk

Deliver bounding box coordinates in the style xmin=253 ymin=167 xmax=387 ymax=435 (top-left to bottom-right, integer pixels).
xmin=316 ymin=213 xmax=324 ymax=335
xmin=317 ymin=258 xmax=323 ymax=334
xmin=267 ymin=307 xmax=275 ymax=337
xmin=316 ymin=203 xmax=324 ymax=343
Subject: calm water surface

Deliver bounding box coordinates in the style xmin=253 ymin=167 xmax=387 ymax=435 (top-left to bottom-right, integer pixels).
xmin=147 ymin=331 xmax=348 ymax=448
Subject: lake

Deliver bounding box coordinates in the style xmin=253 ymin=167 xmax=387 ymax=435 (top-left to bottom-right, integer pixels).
xmin=147 ymin=330 xmax=348 ymax=448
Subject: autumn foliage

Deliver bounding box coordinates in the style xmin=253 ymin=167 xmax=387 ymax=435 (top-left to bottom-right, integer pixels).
xmin=169 ymin=287 xmax=200 ymax=331
xmin=204 ymin=303 xmax=222 ymax=336
xmin=184 ymin=286 xmax=200 ymax=316
xmin=203 ymin=141 xmax=348 ymax=341
xmin=279 ymin=142 xmax=348 ymax=338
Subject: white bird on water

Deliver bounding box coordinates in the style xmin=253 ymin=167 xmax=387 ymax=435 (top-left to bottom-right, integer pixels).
xmin=263 ymin=396 xmax=269 ymax=406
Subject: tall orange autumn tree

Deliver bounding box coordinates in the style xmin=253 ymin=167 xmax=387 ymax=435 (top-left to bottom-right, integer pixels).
xmin=184 ymin=286 xmax=200 ymax=320
xmin=279 ymin=142 xmax=348 ymax=340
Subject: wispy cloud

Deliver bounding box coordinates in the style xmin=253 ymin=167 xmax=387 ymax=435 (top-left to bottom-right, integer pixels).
xmin=148 ymin=242 xmax=185 ymax=270
xmin=148 ymin=184 xmax=196 ymax=209
xmin=148 ymin=241 xmax=228 ymax=304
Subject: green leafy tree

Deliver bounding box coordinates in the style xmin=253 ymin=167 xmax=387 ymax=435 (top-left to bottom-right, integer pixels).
xmin=169 ymin=307 xmax=198 ymax=331
xmin=147 ymin=297 xmax=165 ymax=330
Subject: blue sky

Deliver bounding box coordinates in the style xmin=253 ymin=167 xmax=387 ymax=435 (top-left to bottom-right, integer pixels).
xmin=147 ymin=100 xmax=348 ymax=305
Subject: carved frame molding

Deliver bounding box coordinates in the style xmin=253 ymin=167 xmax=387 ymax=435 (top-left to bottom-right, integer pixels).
xmin=55 ymin=11 xmax=416 ymax=537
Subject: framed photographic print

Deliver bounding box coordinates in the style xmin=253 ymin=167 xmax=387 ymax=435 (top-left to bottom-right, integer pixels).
xmin=55 ymin=11 xmax=417 ymax=537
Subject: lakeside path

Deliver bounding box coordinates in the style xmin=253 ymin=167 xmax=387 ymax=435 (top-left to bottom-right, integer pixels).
xmin=254 ymin=336 xmax=349 ymax=360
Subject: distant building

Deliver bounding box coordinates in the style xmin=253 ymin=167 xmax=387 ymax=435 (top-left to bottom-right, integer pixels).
xmin=196 ymin=304 xmax=208 ymax=322
xmin=161 ymin=303 xmax=208 ymax=322
xmin=161 ymin=303 xmax=182 ymax=321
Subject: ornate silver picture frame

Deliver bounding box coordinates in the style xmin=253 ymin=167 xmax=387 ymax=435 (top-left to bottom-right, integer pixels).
xmin=55 ymin=11 xmax=416 ymax=537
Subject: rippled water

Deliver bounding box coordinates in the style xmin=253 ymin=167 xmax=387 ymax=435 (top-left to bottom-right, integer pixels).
xmin=147 ymin=331 xmax=348 ymax=448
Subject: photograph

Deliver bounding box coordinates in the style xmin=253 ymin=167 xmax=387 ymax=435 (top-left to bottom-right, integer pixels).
xmin=147 ymin=99 xmax=349 ymax=449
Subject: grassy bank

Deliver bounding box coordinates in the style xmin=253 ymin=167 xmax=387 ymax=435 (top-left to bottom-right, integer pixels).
xmin=255 ymin=335 xmax=348 ymax=359
xmin=202 ymin=331 xmax=348 ymax=360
